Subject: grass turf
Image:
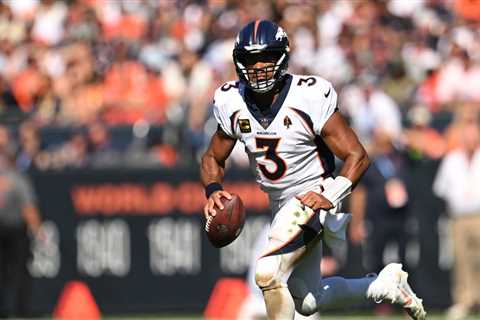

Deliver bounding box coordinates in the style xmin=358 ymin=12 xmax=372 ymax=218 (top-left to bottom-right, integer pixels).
xmin=104 ymin=313 xmax=480 ymax=319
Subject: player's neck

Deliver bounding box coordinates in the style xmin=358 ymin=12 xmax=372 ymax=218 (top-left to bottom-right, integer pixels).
xmin=248 ymin=80 xmax=285 ymax=110
xmin=250 ymin=91 xmax=277 ymax=110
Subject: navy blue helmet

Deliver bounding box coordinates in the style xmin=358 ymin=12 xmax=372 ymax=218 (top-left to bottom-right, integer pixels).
xmin=233 ymin=20 xmax=290 ymax=93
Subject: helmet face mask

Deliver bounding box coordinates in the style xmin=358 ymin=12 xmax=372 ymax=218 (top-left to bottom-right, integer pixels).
xmin=233 ymin=21 xmax=289 ymax=93
xmin=234 ymin=50 xmax=287 ymax=92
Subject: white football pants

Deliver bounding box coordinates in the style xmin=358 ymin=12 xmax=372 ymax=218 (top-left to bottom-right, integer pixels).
xmin=255 ymin=197 xmax=374 ymax=319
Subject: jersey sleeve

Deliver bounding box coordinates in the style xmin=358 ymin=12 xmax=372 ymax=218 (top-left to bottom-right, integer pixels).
xmin=212 ymin=88 xmax=237 ymax=139
xmin=311 ymin=81 xmax=338 ymax=135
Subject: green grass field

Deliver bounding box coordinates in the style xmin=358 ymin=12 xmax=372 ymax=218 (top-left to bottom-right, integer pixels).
xmin=105 ymin=314 xmax=480 ymax=319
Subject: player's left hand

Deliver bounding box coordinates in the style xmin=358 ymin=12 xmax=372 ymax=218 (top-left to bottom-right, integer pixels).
xmin=297 ymin=191 xmax=334 ymax=211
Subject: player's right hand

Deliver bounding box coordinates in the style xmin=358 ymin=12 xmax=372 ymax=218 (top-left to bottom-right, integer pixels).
xmin=204 ymin=190 xmax=232 ymax=218
xmin=297 ymin=191 xmax=334 ymax=211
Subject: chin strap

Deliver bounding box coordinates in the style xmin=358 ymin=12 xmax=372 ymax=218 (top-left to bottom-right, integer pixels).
xmin=321 ymin=176 xmax=353 ymax=208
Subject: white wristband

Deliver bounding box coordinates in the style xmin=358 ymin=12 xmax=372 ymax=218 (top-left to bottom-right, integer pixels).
xmin=321 ymin=176 xmax=353 ymax=207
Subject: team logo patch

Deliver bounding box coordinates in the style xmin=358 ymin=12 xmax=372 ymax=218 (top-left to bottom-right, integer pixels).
xmin=259 ymin=118 xmax=270 ymax=129
xmin=284 ymin=116 xmax=292 ymax=129
xmin=238 ymin=119 xmax=251 ymax=133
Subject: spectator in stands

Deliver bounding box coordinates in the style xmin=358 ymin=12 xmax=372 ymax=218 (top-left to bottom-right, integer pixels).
xmin=350 ymin=128 xmax=411 ymax=316
xmin=15 ymin=120 xmax=41 ymax=172
xmin=436 ymin=47 xmax=480 ymax=105
xmin=350 ymin=129 xmax=410 ymax=271
xmin=433 ymin=122 xmax=480 ymax=320
xmin=0 ymin=0 xmax=475 ymax=170
xmin=0 ymin=125 xmax=44 ymax=318
xmin=340 ymin=75 xmax=402 ymax=149
xmin=0 ymin=76 xmax=21 ymax=122
xmin=402 ymin=104 xmax=447 ymax=160
xmin=86 ymin=121 xmax=119 ymax=167
xmin=10 ymin=55 xmax=46 ymax=115
xmin=33 ymin=76 xmax=61 ymax=125
xmin=444 ymin=102 xmax=480 ymax=152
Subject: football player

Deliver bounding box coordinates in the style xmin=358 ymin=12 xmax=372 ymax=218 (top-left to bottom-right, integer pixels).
xmin=201 ymin=20 xmax=426 ymax=320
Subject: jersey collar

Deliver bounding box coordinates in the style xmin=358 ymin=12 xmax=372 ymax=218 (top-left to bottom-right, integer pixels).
xmin=242 ymin=74 xmax=292 ymax=129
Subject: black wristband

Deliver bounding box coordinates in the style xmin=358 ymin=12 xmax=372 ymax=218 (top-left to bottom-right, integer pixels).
xmin=205 ymin=183 xmax=223 ymax=199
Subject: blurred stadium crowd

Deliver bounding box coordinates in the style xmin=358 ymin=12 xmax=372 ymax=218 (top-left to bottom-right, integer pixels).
xmin=0 ymin=0 xmax=479 ymax=171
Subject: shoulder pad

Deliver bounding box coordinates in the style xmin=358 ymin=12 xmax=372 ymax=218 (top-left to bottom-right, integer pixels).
xmin=214 ymin=81 xmax=241 ymax=107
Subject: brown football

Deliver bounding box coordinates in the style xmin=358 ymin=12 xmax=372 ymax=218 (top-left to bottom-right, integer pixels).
xmin=205 ymin=194 xmax=245 ymax=248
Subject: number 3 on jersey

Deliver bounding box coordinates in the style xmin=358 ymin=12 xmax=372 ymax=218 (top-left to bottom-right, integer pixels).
xmin=256 ymin=137 xmax=287 ymax=181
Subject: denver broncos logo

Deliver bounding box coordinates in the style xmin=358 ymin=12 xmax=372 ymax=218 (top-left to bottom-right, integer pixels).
xmin=275 ymin=26 xmax=287 ymax=40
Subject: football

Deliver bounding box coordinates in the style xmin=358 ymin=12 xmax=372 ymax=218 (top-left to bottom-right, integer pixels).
xmin=205 ymin=194 xmax=245 ymax=248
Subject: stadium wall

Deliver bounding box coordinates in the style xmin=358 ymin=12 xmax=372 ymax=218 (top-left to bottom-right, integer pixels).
xmin=28 ymin=165 xmax=450 ymax=315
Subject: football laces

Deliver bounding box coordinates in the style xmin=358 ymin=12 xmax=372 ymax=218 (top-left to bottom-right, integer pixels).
xmin=205 ymin=215 xmax=213 ymax=232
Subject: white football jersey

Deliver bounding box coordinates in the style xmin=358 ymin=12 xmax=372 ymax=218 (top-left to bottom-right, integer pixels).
xmin=213 ymin=74 xmax=338 ymax=202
